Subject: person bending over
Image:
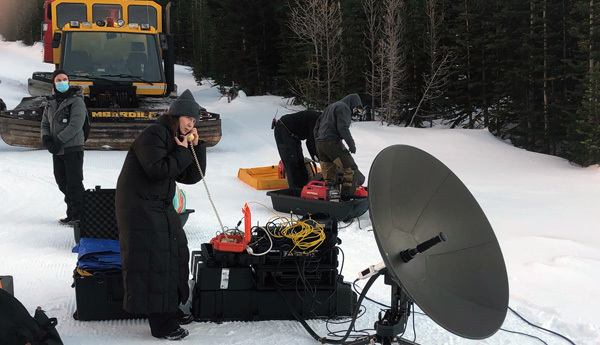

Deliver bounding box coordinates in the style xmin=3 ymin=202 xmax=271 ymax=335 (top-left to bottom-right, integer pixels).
xmin=273 ymin=110 xmax=321 ymax=188
xmin=313 ymin=93 xmax=365 ymax=198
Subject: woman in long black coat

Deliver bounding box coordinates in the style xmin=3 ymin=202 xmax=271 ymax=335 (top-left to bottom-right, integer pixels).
xmin=115 ymin=89 xmax=206 ymax=340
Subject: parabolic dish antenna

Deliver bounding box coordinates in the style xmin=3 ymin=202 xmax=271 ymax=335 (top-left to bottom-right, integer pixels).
xmin=368 ymin=145 xmax=509 ymax=339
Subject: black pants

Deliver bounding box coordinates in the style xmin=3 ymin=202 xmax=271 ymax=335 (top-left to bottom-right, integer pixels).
xmin=148 ymin=311 xmax=180 ymax=338
xmin=147 ymin=292 xmax=185 ymax=338
xmin=52 ymin=150 xmax=84 ymax=219
xmin=274 ymin=124 xmax=309 ymax=189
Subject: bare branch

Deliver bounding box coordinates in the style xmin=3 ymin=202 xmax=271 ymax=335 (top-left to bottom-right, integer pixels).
xmin=288 ymin=0 xmax=344 ymax=107
xmin=363 ymin=0 xmax=381 ymax=119
xmin=379 ymin=0 xmax=407 ymax=124
xmin=408 ymin=0 xmax=453 ymax=127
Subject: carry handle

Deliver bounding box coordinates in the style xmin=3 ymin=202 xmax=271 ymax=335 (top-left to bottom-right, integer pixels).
xmin=306 ymin=181 xmax=325 ymax=188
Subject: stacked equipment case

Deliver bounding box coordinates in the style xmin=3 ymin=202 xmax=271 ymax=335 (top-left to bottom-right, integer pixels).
xmin=191 ymin=217 xmax=357 ymax=322
xmin=72 ymin=186 xmax=195 ymax=321
xmin=72 ymin=186 xmax=142 ymax=321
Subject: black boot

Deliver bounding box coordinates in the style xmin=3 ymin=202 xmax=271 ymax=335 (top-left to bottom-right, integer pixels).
xmin=161 ymin=327 xmax=189 ymax=340
xmin=58 ymin=216 xmax=72 ymax=225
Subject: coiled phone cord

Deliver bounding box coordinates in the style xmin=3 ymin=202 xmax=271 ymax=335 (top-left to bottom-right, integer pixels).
xmin=188 ymin=138 xmax=226 ymax=234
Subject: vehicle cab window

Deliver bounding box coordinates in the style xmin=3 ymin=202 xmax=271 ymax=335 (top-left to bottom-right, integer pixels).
xmin=56 ymin=3 xmax=87 ymax=29
xmin=128 ymin=5 xmax=158 ymax=29
xmin=92 ymin=4 xmax=123 ymax=23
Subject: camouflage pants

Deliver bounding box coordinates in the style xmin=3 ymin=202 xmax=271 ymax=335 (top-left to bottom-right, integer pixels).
xmin=315 ymin=140 xmax=364 ymax=197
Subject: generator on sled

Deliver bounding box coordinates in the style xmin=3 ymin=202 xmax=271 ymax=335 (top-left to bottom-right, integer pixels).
xmin=268 ymin=172 xmax=369 ymax=221
xmin=300 ymin=180 xmax=368 ymax=201
xmin=300 ymin=181 xmax=341 ymax=201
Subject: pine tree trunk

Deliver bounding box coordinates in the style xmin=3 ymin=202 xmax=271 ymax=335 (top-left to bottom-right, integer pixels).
xmin=543 ymin=0 xmax=549 ymax=153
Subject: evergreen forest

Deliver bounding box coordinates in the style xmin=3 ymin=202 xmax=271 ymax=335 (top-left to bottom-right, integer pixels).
xmin=2 ymin=0 xmax=600 ymax=166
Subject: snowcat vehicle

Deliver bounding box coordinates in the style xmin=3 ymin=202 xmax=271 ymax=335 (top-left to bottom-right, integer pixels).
xmin=0 ymin=0 xmax=221 ymax=150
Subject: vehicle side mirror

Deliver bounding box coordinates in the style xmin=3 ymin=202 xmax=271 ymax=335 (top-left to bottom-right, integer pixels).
xmin=159 ymin=33 xmax=168 ymax=50
xmin=51 ymin=32 xmax=61 ymax=48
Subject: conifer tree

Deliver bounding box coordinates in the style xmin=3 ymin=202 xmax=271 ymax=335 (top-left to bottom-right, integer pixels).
xmin=565 ymin=67 xmax=600 ymax=166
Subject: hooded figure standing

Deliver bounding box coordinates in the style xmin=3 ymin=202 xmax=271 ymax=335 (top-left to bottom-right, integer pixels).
xmin=40 ymin=69 xmax=86 ymax=225
xmin=273 ymin=110 xmax=321 ymax=188
xmin=313 ymin=93 xmax=365 ymax=197
xmin=115 ymin=89 xmax=207 ymax=340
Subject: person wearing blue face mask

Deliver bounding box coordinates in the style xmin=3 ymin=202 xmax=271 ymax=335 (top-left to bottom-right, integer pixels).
xmin=40 ymin=69 xmax=87 ymax=226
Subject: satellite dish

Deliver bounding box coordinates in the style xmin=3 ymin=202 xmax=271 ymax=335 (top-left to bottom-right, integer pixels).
xmin=368 ymin=145 xmax=509 ymax=339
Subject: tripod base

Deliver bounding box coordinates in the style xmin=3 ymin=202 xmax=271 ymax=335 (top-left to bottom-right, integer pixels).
xmin=345 ymin=274 xmax=419 ymax=345
xmin=343 ymin=335 xmax=419 ymax=345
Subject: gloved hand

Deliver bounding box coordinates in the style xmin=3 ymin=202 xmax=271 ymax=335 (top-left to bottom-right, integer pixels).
xmin=43 ymin=136 xmax=61 ymax=155
xmin=42 ymin=135 xmax=52 ymax=147
xmin=348 ymin=144 xmax=356 ymax=154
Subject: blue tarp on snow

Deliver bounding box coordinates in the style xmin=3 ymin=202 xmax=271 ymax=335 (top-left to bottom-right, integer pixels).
xmin=72 ymin=237 xmax=122 ymax=275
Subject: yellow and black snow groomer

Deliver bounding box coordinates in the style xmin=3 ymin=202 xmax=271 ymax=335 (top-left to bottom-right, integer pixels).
xmin=0 ymin=0 xmax=221 ymax=150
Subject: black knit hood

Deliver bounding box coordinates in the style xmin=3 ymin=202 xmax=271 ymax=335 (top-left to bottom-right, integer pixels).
xmin=167 ymin=89 xmax=201 ymax=121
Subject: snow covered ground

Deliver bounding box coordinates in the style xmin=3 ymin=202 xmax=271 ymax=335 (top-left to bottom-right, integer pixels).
xmin=1 ymin=38 xmax=598 ymax=345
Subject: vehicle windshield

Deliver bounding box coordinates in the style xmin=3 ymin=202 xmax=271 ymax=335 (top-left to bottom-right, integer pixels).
xmin=62 ymin=31 xmax=162 ymax=83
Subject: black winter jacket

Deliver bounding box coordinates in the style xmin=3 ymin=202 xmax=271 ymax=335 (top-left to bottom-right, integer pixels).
xmin=115 ymin=115 xmax=206 ymax=314
xmin=278 ymin=110 xmax=321 ymax=160
xmin=313 ymin=93 xmax=362 ymax=148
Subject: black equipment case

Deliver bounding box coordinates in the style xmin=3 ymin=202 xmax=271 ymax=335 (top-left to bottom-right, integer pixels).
xmin=72 ymin=186 xmax=142 ymax=321
xmin=72 ymin=270 xmax=140 ymax=321
xmin=73 ymin=186 xmax=118 ymax=244
xmin=191 ymin=217 xmax=358 ymax=322
xmin=191 ymin=246 xmax=356 ymax=322
xmin=74 ymin=186 xmax=195 ymax=243
xmin=193 ymin=278 xmax=355 ymax=322
xmin=0 ymin=275 xmax=14 ymax=295
xmin=266 ymin=188 xmax=369 ymax=222
xmin=72 ymin=186 xmax=194 ymax=321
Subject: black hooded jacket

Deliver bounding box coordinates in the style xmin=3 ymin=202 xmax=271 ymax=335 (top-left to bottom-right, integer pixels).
xmin=313 ymin=93 xmax=362 ymax=149
xmin=115 ymin=114 xmax=206 ymax=314
xmin=277 ymin=110 xmax=321 ymax=160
